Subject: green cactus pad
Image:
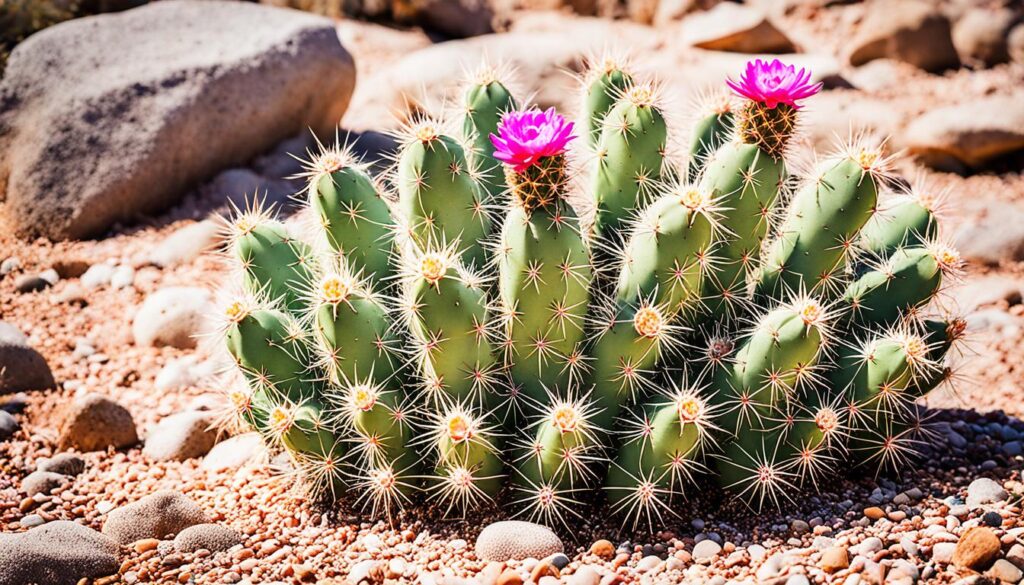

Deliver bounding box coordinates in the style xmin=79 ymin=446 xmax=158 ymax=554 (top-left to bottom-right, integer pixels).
xmin=309 ymin=165 xmax=395 ymax=283
xmin=463 ymin=76 xmax=518 ymax=203
xmin=859 ymin=197 xmax=937 ymax=259
xmin=583 ymin=61 xmax=633 ymax=148
xmin=397 ymin=129 xmax=490 ymax=269
xmin=225 ymin=305 xmax=315 ymax=402
xmin=760 ymin=156 xmax=879 ymax=296
xmin=592 ymin=88 xmax=668 ymax=240
xmin=234 ymin=221 xmax=316 ymax=313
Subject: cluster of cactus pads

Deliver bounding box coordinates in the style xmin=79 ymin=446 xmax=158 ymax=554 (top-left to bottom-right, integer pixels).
xmin=216 ymin=57 xmax=967 ymax=529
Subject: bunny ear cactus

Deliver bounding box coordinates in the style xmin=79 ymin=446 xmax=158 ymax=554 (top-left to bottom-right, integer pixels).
xmin=213 ymin=57 xmax=970 ymax=526
xmin=462 ymin=65 xmax=519 ymax=204
xmin=492 ymin=108 xmax=593 ymax=404
xmin=686 ymin=90 xmax=735 ymax=182
xmin=615 ymin=184 xmax=720 ymax=317
xmin=759 ymin=141 xmax=887 ymax=298
xmin=229 ymin=206 xmax=317 ymax=314
xmin=306 ymin=260 xmax=399 ymax=388
xmin=860 ymin=185 xmax=942 ymax=258
xmin=396 ymin=121 xmax=491 ymax=270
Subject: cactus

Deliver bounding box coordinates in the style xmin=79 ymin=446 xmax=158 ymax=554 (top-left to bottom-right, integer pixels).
xmin=462 ymin=66 xmax=519 ymax=204
xmin=228 ymin=206 xmax=316 ymax=314
xmin=213 ymin=58 xmax=969 ymax=528
xmin=759 ymin=143 xmax=885 ymax=298
xmin=396 ymin=121 xmax=491 ymax=269
xmin=687 ymin=90 xmax=735 ymax=182
xmin=493 ymin=108 xmax=593 ymax=404
xmin=399 ymin=243 xmax=499 ymax=407
xmin=581 ymin=54 xmax=634 ymax=148
xmin=304 ymin=144 xmax=396 ymax=284
xmin=591 ymin=83 xmax=668 ymax=242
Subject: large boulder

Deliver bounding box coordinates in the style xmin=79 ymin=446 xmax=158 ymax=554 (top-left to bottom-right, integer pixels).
xmin=0 ymin=320 xmax=54 ymax=395
xmin=0 ymin=1 xmax=356 ymax=240
xmin=0 ymin=521 xmax=119 ymax=585
xmin=901 ymin=94 xmax=1024 ymax=170
xmin=848 ymin=0 xmax=960 ymax=72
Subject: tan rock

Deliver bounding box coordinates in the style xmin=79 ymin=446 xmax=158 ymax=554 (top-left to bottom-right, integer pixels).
xmin=820 ymin=546 xmax=849 ymax=573
xmin=953 ymin=526 xmax=1001 ymax=571
xmin=681 ymin=3 xmax=795 ymax=53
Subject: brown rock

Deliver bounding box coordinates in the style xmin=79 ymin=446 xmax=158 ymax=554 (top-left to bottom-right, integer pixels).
xmin=133 ymin=538 xmax=160 ymax=554
xmin=173 ymin=523 xmax=242 ymax=553
xmin=864 ymin=506 xmax=885 ymax=520
xmin=820 ymin=546 xmax=849 ymax=573
xmin=21 ymin=470 xmax=70 ymax=497
xmin=590 ymin=539 xmax=615 ymax=559
xmin=849 ymin=0 xmax=960 ymax=72
xmin=682 ymin=3 xmax=795 ymax=53
xmin=953 ymin=526 xmax=1001 ymax=571
xmin=952 ymin=7 xmax=1016 ymax=67
xmin=901 ymin=94 xmax=1024 ymax=170
xmin=57 ymin=394 xmax=138 ymax=452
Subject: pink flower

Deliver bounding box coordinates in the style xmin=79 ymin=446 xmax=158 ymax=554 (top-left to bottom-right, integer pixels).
xmin=726 ymin=59 xmax=822 ymax=109
xmin=490 ymin=108 xmax=575 ymax=173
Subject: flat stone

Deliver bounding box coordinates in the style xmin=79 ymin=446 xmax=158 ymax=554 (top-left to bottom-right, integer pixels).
xmin=848 ymin=0 xmax=959 ymax=72
xmin=902 ymin=94 xmax=1024 ymax=170
xmin=201 ymin=432 xmax=267 ymax=472
xmin=173 ymin=523 xmax=242 ymax=553
xmin=0 ymin=0 xmax=355 ymax=239
xmin=37 ymin=453 xmax=86 ymax=477
xmin=988 ymin=558 xmax=1024 ymax=583
xmin=147 ymin=220 xmax=221 ymax=268
xmin=682 ymin=3 xmax=795 ymax=53
xmin=21 ymin=471 xmax=71 ymax=497
xmin=0 ymin=521 xmax=119 ymax=585
xmin=0 ymin=411 xmax=18 ymax=441
xmin=57 ymin=393 xmax=138 ymax=452
xmin=102 ymin=490 xmax=208 ymax=545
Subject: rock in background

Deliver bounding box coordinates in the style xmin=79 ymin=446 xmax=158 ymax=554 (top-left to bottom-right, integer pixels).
xmin=0 ymin=0 xmax=356 ymax=240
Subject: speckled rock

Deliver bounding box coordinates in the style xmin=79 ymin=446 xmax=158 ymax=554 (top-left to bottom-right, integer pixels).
xmin=0 ymin=521 xmax=119 ymax=585
xmin=57 ymin=394 xmax=138 ymax=452
xmin=37 ymin=453 xmax=86 ymax=477
xmin=143 ymin=411 xmax=219 ymax=461
xmin=475 ymin=521 xmax=563 ymax=562
xmin=0 ymin=0 xmax=355 ymax=239
xmin=21 ymin=470 xmax=71 ymax=497
xmin=173 ymin=523 xmax=242 ymax=553
xmin=966 ymin=477 xmax=1009 ymax=508
xmin=102 ymin=490 xmax=208 ymax=545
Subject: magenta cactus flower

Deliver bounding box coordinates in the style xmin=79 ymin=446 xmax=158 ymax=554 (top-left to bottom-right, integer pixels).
xmin=490 ymin=107 xmax=575 ymax=173
xmin=726 ymin=59 xmax=822 ymax=109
